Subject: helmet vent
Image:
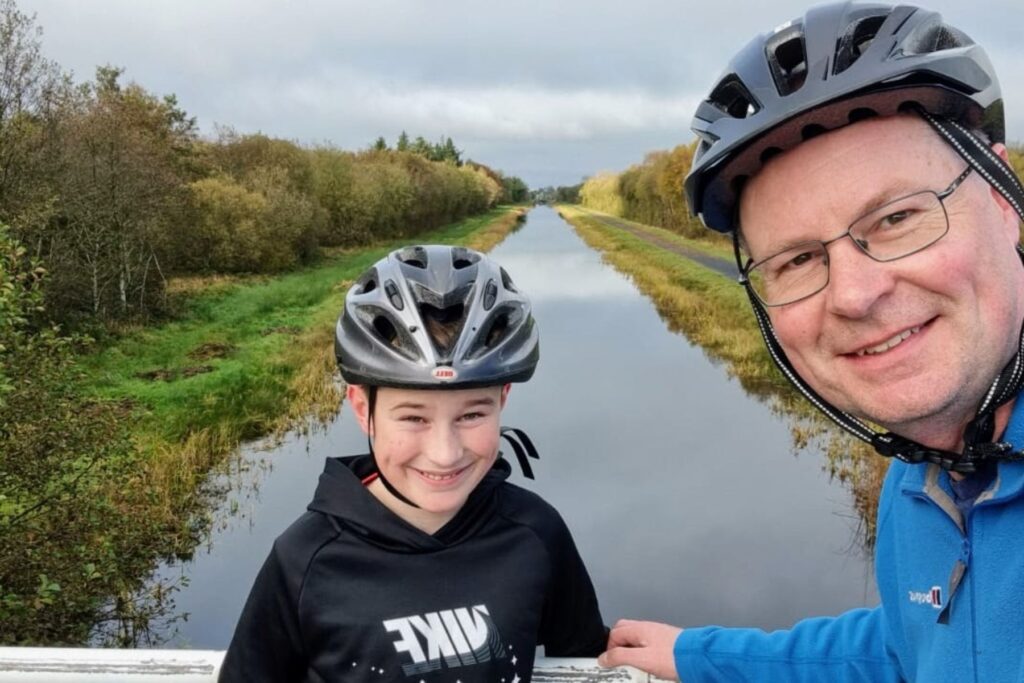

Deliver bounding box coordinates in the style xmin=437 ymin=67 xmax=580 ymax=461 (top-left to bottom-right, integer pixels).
xmin=450 ymin=247 xmax=481 ymax=270
xmin=484 ymin=312 xmax=510 ymax=348
xmin=361 ymin=278 xmax=377 ymax=294
xmin=708 ymin=75 xmax=760 ymax=119
xmin=396 ymin=246 xmax=428 ymax=269
xmin=801 ymin=124 xmax=827 ymax=140
xmin=760 ymin=147 xmax=782 ymax=165
xmin=499 ymin=267 xmax=518 ymax=293
xmin=767 ymin=33 xmax=808 ymax=97
xmin=421 ymin=303 xmax=466 ymax=355
xmin=834 ymin=14 xmax=887 ymax=75
xmin=373 ymin=315 xmax=399 ymax=346
xmin=848 ymin=107 xmax=878 ymax=124
xmin=902 ymin=20 xmax=972 ymax=56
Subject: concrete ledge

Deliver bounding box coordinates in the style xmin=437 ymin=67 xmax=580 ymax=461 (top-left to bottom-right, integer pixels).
xmin=0 ymin=649 xmax=667 ymax=682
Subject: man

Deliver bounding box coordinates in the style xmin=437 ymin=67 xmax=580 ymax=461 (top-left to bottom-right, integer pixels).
xmin=599 ymin=2 xmax=1024 ymax=681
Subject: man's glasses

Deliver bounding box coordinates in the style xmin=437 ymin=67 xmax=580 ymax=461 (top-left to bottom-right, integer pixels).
xmin=742 ymin=166 xmax=973 ymax=307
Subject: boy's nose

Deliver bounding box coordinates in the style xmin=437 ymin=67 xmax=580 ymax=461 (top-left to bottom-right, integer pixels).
xmin=426 ymin=427 xmax=463 ymax=467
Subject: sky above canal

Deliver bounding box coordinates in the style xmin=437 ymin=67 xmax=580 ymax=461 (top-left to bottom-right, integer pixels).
xmin=21 ymin=0 xmax=1024 ymax=189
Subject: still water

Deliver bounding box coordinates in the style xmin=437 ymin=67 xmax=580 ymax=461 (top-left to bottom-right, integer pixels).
xmin=144 ymin=206 xmax=877 ymax=649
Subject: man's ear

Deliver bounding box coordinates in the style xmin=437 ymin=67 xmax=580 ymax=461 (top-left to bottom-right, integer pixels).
xmin=347 ymin=385 xmax=372 ymax=435
xmin=500 ymin=383 xmax=511 ymax=409
xmin=989 ymin=143 xmax=1023 ymax=244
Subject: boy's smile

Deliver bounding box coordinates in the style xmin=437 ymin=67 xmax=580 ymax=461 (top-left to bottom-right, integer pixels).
xmin=349 ymin=384 xmax=510 ymax=534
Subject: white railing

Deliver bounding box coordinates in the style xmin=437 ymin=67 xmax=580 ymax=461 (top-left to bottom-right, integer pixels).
xmin=0 ymin=649 xmax=664 ymax=682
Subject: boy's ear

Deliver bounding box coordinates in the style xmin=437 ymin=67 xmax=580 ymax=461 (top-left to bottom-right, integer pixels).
xmin=346 ymin=385 xmax=372 ymax=435
xmin=499 ymin=383 xmax=511 ymax=409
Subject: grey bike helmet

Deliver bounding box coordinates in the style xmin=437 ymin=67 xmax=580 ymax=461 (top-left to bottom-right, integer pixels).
xmin=335 ymin=245 xmax=539 ymax=388
xmin=685 ymin=1 xmax=1004 ymax=232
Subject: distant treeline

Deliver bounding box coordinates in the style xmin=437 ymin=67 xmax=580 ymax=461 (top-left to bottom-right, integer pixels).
xmin=578 ymin=140 xmax=1024 ymax=242
xmin=0 ymin=0 xmax=527 ymax=329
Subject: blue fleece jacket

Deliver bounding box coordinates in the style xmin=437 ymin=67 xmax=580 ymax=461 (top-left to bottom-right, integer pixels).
xmin=674 ymin=397 xmax=1024 ymax=682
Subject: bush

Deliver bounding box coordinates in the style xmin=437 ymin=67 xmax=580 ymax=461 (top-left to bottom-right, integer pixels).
xmin=0 ymin=225 xmax=137 ymax=643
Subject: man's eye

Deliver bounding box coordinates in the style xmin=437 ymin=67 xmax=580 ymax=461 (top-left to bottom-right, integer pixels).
xmin=772 ymin=250 xmax=815 ymax=275
xmin=400 ymin=415 xmax=426 ymax=423
xmin=459 ymin=412 xmax=484 ymax=422
xmin=881 ymin=210 xmax=912 ymax=227
xmin=788 ymin=251 xmax=814 ymax=267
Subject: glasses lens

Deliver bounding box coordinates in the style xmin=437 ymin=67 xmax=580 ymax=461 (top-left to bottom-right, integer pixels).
xmin=848 ymin=191 xmax=949 ymax=261
xmin=748 ymin=242 xmax=829 ymax=306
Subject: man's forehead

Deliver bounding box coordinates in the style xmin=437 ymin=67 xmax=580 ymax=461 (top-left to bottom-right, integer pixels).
xmin=739 ymin=115 xmax=961 ymax=243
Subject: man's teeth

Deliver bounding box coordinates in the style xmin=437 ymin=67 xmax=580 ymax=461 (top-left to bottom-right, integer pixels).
xmin=857 ymin=326 xmax=921 ymax=356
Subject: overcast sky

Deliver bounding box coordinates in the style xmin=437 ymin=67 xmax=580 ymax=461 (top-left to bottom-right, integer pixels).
xmin=20 ymin=0 xmax=1024 ymax=188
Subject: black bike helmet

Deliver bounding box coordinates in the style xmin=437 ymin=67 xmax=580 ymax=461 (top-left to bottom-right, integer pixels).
xmin=685 ymin=1 xmax=1003 ymax=232
xmin=335 ymin=245 xmax=539 ymax=389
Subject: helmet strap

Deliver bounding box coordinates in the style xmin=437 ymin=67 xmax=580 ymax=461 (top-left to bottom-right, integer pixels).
xmin=915 ymin=108 xmax=1024 ymax=223
xmin=365 ymin=386 xmax=422 ymax=509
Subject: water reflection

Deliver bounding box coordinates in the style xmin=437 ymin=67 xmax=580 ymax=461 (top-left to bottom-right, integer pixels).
xmin=135 ymin=206 xmax=876 ymax=649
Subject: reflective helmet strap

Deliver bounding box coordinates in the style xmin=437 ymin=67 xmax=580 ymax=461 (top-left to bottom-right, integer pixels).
xmin=916 ymin=108 xmax=1024 ymax=224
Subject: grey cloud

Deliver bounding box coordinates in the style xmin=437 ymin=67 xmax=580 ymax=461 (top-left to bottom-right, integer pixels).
xmin=21 ymin=0 xmax=1024 ymax=187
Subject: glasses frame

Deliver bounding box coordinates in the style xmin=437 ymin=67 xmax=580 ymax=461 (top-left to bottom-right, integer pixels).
xmin=740 ymin=166 xmax=974 ymax=307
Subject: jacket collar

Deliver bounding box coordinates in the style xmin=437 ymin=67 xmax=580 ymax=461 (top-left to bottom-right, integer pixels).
xmin=899 ymin=396 xmax=1024 ymax=507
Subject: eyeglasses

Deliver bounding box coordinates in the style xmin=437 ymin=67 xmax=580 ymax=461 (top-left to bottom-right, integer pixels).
xmin=741 ymin=166 xmax=974 ymax=307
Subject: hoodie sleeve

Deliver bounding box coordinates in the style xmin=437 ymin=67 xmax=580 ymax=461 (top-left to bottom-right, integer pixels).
xmin=674 ymin=606 xmax=904 ymax=683
xmin=536 ymin=510 xmax=608 ymax=657
xmin=219 ymin=540 xmax=307 ymax=682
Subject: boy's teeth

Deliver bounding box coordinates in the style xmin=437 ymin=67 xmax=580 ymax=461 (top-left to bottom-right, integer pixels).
xmin=421 ymin=470 xmax=458 ymax=481
xmin=857 ymin=326 xmax=921 ymax=356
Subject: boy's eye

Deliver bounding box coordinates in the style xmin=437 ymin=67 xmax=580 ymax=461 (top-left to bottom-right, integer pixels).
xmin=459 ymin=412 xmax=485 ymax=422
xmin=399 ymin=415 xmax=427 ymax=423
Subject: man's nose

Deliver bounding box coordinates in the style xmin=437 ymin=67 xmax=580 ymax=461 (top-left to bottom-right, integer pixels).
xmin=823 ymin=237 xmax=896 ymax=318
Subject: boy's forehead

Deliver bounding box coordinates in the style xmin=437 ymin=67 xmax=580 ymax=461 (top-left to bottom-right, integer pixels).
xmin=377 ymin=385 xmax=502 ymax=406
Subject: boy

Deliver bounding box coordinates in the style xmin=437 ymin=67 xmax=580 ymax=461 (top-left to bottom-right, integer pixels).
xmin=220 ymin=244 xmax=607 ymax=682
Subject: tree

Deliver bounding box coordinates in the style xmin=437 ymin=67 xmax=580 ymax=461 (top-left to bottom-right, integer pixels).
xmin=371 ymin=136 xmax=388 ymax=152
xmin=0 ymin=0 xmax=67 ymax=241
xmin=46 ymin=66 xmax=196 ymax=319
xmin=501 ymin=175 xmax=529 ymax=203
xmin=411 ymin=136 xmax=432 ymax=158
xmin=396 ymin=130 xmax=410 ymax=152
xmin=438 ymin=136 xmax=461 ymax=166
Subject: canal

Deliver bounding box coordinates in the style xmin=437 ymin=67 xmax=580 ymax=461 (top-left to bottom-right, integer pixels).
xmin=141 ymin=206 xmax=877 ymax=649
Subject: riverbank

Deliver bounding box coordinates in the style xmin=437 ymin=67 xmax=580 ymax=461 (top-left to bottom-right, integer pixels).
xmin=6 ymin=206 xmax=525 ymax=645
xmin=557 ymin=204 xmax=887 ymax=551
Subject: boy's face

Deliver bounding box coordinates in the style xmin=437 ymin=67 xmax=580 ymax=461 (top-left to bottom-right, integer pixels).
xmin=348 ymin=384 xmax=510 ymax=522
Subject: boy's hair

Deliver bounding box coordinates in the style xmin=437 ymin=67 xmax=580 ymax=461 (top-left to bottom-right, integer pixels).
xmin=421 ymin=304 xmax=463 ymax=355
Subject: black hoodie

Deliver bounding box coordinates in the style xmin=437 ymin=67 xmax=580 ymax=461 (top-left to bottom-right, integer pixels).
xmin=220 ymin=455 xmax=607 ymax=682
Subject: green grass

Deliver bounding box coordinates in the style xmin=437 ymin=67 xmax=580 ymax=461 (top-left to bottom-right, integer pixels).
xmin=82 ymin=207 xmax=522 ymax=448
xmin=571 ymin=205 xmax=735 ymax=261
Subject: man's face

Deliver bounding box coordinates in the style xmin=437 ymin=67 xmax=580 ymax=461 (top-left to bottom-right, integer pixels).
xmin=739 ymin=115 xmax=1024 ymax=442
